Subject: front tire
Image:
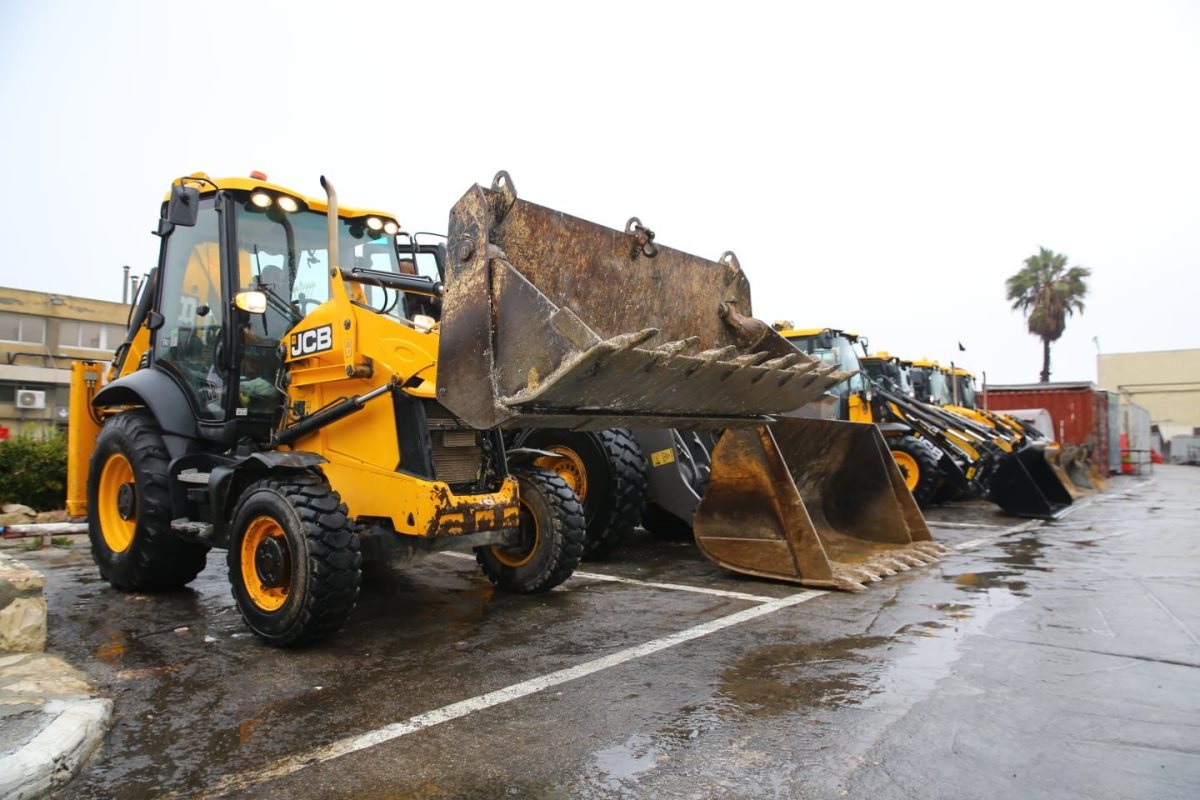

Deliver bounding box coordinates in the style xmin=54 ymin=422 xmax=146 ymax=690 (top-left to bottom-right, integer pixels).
xmin=227 ymin=475 xmax=361 ymax=647
xmin=87 ymin=410 xmax=209 ymax=591
xmin=476 ymin=468 xmax=584 ymax=593
xmin=889 ymin=435 xmax=943 ymax=507
xmin=520 ymin=429 xmax=647 ymax=559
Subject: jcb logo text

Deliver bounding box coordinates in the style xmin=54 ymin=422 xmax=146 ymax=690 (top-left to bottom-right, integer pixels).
xmin=290 ymin=325 xmax=333 ymax=357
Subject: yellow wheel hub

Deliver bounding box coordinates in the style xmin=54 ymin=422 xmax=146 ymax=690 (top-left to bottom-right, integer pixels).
xmin=241 ymin=516 xmax=291 ymax=612
xmin=892 ymin=450 xmax=920 ymax=491
xmin=491 ymin=495 xmax=540 ymax=568
xmin=97 ymin=453 xmax=137 ymax=553
xmin=533 ymin=446 xmax=587 ymax=502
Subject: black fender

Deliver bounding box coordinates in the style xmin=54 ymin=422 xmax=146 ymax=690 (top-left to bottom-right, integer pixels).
xmin=94 ymin=369 xmax=198 ymax=459
xmin=169 ymin=450 xmax=328 ymax=548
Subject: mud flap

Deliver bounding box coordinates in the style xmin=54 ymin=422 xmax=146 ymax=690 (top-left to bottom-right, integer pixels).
xmin=692 ymin=420 xmax=943 ymax=591
xmin=987 ymin=445 xmax=1074 ymax=519
xmin=438 ymin=173 xmax=851 ymax=430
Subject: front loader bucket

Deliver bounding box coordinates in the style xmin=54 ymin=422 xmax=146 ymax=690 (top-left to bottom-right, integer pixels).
xmin=1061 ymin=445 xmax=1107 ymax=491
xmin=987 ymin=445 xmax=1074 ymax=519
xmin=692 ymin=419 xmax=943 ymax=591
xmin=1044 ymin=444 xmax=1089 ymax=499
xmin=438 ymin=173 xmax=851 ymax=431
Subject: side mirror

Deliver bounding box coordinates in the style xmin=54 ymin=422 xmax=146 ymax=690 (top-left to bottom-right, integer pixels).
xmin=166 ymin=184 xmax=200 ymax=227
xmin=234 ymin=290 xmax=268 ymax=314
xmin=145 ymin=310 xmax=165 ymax=331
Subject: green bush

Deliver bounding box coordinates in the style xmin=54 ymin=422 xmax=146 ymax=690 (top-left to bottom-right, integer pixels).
xmin=0 ymin=432 xmax=68 ymax=512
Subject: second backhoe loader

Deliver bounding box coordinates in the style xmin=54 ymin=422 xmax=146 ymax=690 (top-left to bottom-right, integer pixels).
xmin=411 ymin=178 xmax=943 ymax=590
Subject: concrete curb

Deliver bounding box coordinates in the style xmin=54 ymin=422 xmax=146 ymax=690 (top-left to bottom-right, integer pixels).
xmin=0 ymin=550 xmax=113 ymax=799
xmin=0 ymin=697 xmax=113 ymax=800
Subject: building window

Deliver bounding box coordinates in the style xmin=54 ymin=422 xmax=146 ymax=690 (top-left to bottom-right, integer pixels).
xmin=59 ymin=320 xmax=127 ymax=351
xmin=0 ymin=312 xmax=46 ymax=345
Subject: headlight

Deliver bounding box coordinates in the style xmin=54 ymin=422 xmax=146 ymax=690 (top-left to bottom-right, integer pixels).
xmin=234 ymin=290 xmax=268 ymax=314
xmin=250 ymin=192 xmax=272 ymax=208
xmin=412 ymin=314 xmax=436 ymax=333
xmin=277 ymin=196 xmax=299 ymax=213
xmin=383 ymin=220 xmax=399 ymax=235
xmin=366 ymin=217 xmax=383 ymax=231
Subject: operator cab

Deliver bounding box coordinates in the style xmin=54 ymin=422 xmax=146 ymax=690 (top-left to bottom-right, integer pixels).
xmin=773 ymin=326 xmax=867 ymax=421
xmin=861 ymin=351 xmax=913 ymax=396
xmin=149 ymin=173 xmax=431 ymax=444
xmin=909 ymin=360 xmax=952 ymax=406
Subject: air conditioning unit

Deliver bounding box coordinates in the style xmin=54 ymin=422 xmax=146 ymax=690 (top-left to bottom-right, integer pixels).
xmin=16 ymin=390 xmax=46 ymax=410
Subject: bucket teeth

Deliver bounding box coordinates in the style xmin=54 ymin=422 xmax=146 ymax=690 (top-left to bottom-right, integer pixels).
xmin=914 ymin=542 xmax=948 ymax=558
xmin=830 ymin=566 xmax=883 ymax=592
xmin=651 ymin=337 xmax=701 ymax=356
xmin=502 ymin=334 xmax=850 ymax=424
xmin=761 ymin=353 xmax=803 ymax=370
xmin=730 ymin=352 xmax=773 ymax=367
xmin=605 ymin=328 xmax=660 ymax=354
xmin=694 ymin=346 xmax=741 ymax=362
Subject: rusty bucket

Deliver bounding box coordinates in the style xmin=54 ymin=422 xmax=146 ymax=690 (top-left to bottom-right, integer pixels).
xmin=693 ymin=419 xmax=943 ymax=591
xmin=437 ymin=173 xmax=850 ymax=431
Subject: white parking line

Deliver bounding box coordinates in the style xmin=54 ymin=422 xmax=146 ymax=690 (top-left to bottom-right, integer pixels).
xmin=569 ymin=569 xmax=783 ymax=603
xmin=197 ymin=589 xmax=825 ymax=798
xmin=929 ymin=521 xmax=1003 ymax=530
xmin=437 ymin=551 xmax=781 ymax=603
xmin=953 ymin=519 xmax=1044 ymax=551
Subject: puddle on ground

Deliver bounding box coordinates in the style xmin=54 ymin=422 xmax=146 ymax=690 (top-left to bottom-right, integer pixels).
xmin=718 ymin=635 xmax=892 ymax=715
xmin=952 ymin=571 xmax=1029 ymax=596
xmin=861 ymin=587 xmax=1022 ymax=710
xmin=574 ymin=701 xmax=735 ymax=798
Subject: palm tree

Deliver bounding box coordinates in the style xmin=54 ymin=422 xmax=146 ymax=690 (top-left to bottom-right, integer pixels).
xmin=1006 ymin=247 xmax=1091 ymax=382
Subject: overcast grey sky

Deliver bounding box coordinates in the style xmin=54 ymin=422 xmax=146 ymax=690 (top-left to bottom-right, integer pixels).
xmin=2 ymin=0 xmax=1197 ymax=385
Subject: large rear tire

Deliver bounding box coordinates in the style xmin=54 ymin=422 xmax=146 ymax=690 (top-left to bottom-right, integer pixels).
xmin=87 ymin=410 xmax=209 ymax=591
xmin=889 ymin=435 xmax=943 ymax=507
xmin=227 ymin=475 xmax=361 ymax=647
xmin=520 ymin=428 xmax=646 ymax=559
xmin=476 ymin=468 xmax=584 ymax=593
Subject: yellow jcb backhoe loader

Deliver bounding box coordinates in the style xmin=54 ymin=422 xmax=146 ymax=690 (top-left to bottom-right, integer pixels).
xmin=70 ymin=171 xmax=922 ymax=646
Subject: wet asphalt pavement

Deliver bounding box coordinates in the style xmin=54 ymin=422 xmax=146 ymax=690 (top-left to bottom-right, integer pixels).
xmin=15 ymin=465 xmax=1200 ymax=799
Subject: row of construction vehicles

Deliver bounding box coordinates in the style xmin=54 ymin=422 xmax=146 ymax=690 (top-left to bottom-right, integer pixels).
xmin=68 ymin=171 xmax=945 ymax=647
xmin=69 ymin=170 xmax=1095 ymax=647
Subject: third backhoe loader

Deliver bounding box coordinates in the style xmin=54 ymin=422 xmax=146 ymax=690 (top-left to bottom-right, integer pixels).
xmin=514 ymin=371 xmax=944 ymax=589
xmin=912 ymin=362 xmax=1099 ymax=497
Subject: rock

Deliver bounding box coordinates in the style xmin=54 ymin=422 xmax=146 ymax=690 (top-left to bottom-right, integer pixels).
xmin=1 ymin=505 xmax=35 ymax=516
xmin=0 ymin=554 xmax=47 ymax=653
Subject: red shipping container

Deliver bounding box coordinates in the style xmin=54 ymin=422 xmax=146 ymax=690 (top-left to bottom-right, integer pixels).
xmin=981 ymin=382 xmax=1110 ymax=472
